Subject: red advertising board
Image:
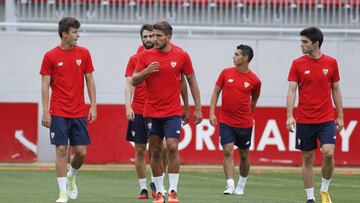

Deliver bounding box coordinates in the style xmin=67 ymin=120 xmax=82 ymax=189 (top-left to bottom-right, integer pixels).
xmin=87 ymin=105 xmax=360 ymax=166
xmin=0 ymin=103 xmax=38 ymax=162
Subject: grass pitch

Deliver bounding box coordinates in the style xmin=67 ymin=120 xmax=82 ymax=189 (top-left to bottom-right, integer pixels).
xmin=0 ymin=166 xmax=359 ymax=203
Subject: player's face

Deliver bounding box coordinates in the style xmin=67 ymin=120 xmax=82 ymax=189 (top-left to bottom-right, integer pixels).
xmin=62 ymin=27 xmax=80 ymax=47
xmin=233 ymin=49 xmax=247 ymax=66
xmin=153 ymin=29 xmax=170 ymax=50
xmin=300 ymin=36 xmax=318 ymax=54
xmin=141 ymin=30 xmax=154 ymax=49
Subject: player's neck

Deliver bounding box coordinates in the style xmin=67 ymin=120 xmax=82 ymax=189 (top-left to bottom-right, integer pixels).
xmin=159 ymin=43 xmax=171 ymax=52
xmin=307 ymin=49 xmax=322 ymax=59
xmin=59 ymin=42 xmax=75 ymax=50
xmin=236 ymin=65 xmax=249 ymax=73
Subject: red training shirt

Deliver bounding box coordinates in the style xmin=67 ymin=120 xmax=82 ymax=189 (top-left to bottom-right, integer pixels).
xmin=288 ymin=54 xmax=340 ymax=124
xmin=135 ymin=45 xmax=194 ymax=118
xmin=216 ymin=67 xmax=261 ymax=128
xmin=40 ymin=46 xmax=94 ymax=118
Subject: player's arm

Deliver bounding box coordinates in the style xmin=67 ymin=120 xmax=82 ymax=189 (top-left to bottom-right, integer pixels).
xmin=131 ymin=62 xmax=159 ymax=86
xmin=332 ymin=81 xmax=344 ymax=132
xmin=41 ymin=75 xmax=51 ymax=128
xmin=85 ymin=72 xmax=97 ymax=123
xmin=286 ymin=81 xmax=298 ymax=132
xmin=180 ymin=74 xmax=190 ymax=125
xmin=250 ymin=93 xmax=260 ymax=112
xmin=209 ymin=85 xmax=222 ymax=127
xmin=186 ymin=73 xmax=202 ymax=125
xmin=125 ymin=77 xmax=135 ymax=121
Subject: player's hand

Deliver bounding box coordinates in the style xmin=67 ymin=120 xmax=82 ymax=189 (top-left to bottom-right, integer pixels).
xmin=193 ymin=108 xmax=203 ymax=125
xmin=126 ymin=106 xmax=135 ymax=121
xmin=88 ymin=105 xmax=97 ymax=123
xmin=209 ymin=113 xmax=217 ymax=127
xmin=182 ymin=107 xmax=190 ymax=125
xmin=286 ymin=116 xmax=296 ymax=133
xmin=144 ymin=62 xmax=160 ymax=75
xmin=335 ymin=117 xmax=344 ymax=132
xmin=41 ymin=110 xmax=51 ymax=128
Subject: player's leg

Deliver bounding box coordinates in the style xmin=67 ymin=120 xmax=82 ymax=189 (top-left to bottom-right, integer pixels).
xmin=319 ymin=121 xmax=336 ymax=203
xmin=127 ymin=115 xmax=150 ymax=199
xmin=219 ymin=123 xmax=236 ymax=195
xmin=51 ymin=116 xmax=70 ymax=203
xmin=234 ymin=127 xmax=252 ymax=195
xmin=148 ymin=118 xmax=165 ymax=203
xmin=67 ymin=118 xmax=91 ymax=200
xmin=296 ymin=123 xmax=318 ymax=202
xmin=163 ymin=116 xmax=181 ymax=203
xmin=235 ymin=148 xmax=249 ymax=195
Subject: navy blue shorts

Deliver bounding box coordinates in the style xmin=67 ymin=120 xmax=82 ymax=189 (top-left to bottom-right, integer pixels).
xmin=220 ymin=123 xmax=253 ymax=149
xmin=126 ymin=114 xmax=151 ymax=144
xmin=295 ymin=121 xmax=336 ymax=151
xmin=148 ymin=116 xmax=181 ymax=140
xmin=50 ymin=116 xmax=90 ymax=146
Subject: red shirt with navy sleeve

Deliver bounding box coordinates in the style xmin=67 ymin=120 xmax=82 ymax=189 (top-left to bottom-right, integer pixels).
xmin=216 ymin=67 xmax=261 ymax=128
xmin=135 ymin=45 xmax=194 ymax=118
xmin=40 ymin=46 xmax=94 ymax=118
xmin=125 ymin=54 xmax=147 ymax=114
xmin=288 ymin=54 xmax=340 ymax=124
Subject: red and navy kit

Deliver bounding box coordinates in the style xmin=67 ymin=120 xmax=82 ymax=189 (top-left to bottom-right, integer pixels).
xmin=216 ymin=67 xmax=261 ymax=128
xmin=135 ymin=46 xmax=194 ymax=118
xmin=288 ymin=54 xmax=340 ymax=124
xmin=40 ymin=46 xmax=94 ymax=118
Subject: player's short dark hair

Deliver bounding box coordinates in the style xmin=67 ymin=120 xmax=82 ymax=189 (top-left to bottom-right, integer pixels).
xmin=237 ymin=44 xmax=254 ymax=63
xmin=300 ymin=27 xmax=323 ymax=48
xmin=140 ymin=24 xmax=153 ymax=37
xmin=153 ymin=21 xmax=172 ymax=36
xmin=58 ymin=17 xmax=80 ymax=38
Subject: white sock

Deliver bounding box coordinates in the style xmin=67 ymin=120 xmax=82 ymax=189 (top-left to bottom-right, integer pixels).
xmin=150 ymin=170 xmax=154 ymax=183
xmin=305 ymin=187 xmax=315 ymax=200
xmin=67 ymin=166 xmax=78 ymax=177
xmin=57 ymin=177 xmax=67 ymax=192
xmin=138 ymin=178 xmax=147 ymax=191
xmin=237 ymin=176 xmax=247 ymax=189
xmin=153 ymin=176 xmax=164 ymax=194
xmin=168 ymin=173 xmax=179 ymax=192
xmin=226 ymin=178 xmax=235 ymax=188
xmin=320 ymin=178 xmax=331 ymax=192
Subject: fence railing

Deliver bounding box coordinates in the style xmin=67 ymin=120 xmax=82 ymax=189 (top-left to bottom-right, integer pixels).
xmin=1 ymin=0 xmax=360 ymax=33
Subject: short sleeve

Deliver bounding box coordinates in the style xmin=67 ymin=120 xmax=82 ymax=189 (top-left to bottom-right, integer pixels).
xmin=39 ymin=54 xmax=52 ymax=75
xmin=332 ymin=60 xmax=340 ymax=83
xmin=125 ymin=55 xmax=137 ymax=77
xmin=181 ymin=52 xmax=195 ymax=76
xmin=287 ymin=60 xmax=298 ymax=82
xmin=135 ymin=52 xmax=147 ymax=72
xmin=215 ymin=70 xmax=225 ymax=88
xmin=84 ymin=49 xmax=94 ymax=73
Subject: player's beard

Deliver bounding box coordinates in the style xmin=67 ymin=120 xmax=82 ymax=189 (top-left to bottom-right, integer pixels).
xmin=156 ymin=42 xmax=167 ymax=50
xmin=143 ymin=42 xmax=154 ymax=50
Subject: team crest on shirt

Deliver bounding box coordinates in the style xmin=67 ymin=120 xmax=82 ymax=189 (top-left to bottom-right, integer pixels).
xmin=171 ymin=61 xmax=177 ymax=68
xmin=76 ymin=59 xmax=82 ymax=66
xmin=322 ymin=68 xmax=328 ymax=75
xmin=57 ymin=62 xmax=63 ymax=67
xmin=244 ymin=81 xmax=250 ymax=88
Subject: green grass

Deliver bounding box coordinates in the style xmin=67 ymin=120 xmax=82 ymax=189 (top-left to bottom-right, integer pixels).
xmin=0 ymin=168 xmax=359 ymax=203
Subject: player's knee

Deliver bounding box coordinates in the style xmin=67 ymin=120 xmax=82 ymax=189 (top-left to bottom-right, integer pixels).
xmin=136 ymin=148 xmax=146 ymax=160
xmin=167 ymin=145 xmax=178 ymax=157
xmin=240 ymin=154 xmax=249 ymax=162
xmin=322 ymin=150 xmax=334 ymax=161
xmin=223 ymin=149 xmax=233 ymax=159
xmin=56 ymin=145 xmax=67 ymax=157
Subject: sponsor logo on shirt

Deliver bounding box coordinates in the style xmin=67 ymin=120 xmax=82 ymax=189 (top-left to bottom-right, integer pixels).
xmin=57 ymin=62 xmax=63 ymax=67
xmin=304 ymin=70 xmax=310 ymax=74
xmin=76 ymin=59 xmax=82 ymax=66
xmin=323 ymin=68 xmax=328 ymax=75
xmin=171 ymin=61 xmax=177 ymax=68
xmin=227 ymin=79 xmax=234 ymax=83
xmin=244 ymin=81 xmax=250 ymax=88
